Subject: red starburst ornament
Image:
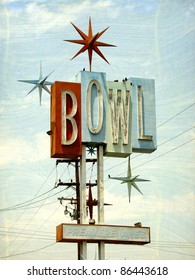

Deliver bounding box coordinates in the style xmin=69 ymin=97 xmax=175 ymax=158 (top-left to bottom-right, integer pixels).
xmin=65 ymin=17 xmax=116 ymax=71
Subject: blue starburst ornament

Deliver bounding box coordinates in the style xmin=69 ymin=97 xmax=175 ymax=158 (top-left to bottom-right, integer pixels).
xmin=18 ymin=61 xmax=54 ymax=105
xmin=87 ymin=146 xmax=96 ymax=156
xmin=109 ymin=156 xmax=150 ymax=203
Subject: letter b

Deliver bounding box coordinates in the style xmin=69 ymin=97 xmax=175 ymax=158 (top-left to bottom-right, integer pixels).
xmin=62 ymin=90 xmax=78 ymax=145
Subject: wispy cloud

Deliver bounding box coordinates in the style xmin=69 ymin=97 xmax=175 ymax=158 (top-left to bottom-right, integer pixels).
xmin=0 ymin=132 xmax=49 ymax=167
xmin=105 ymin=188 xmax=195 ymax=224
xmin=0 ymin=0 xmax=117 ymax=40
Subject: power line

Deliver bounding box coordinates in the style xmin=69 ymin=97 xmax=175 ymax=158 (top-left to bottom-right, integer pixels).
xmin=134 ymin=138 xmax=194 ymax=171
xmin=0 ymin=242 xmax=56 ymax=259
xmin=6 ymin=126 xmax=188 ymax=215
xmin=0 ymin=200 xmax=57 ymax=212
xmin=146 ymin=244 xmax=195 ymax=258
xmin=1 ymin=102 xmax=194 ymax=259
xmin=5 ymin=204 xmax=62 ymax=259
xmin=0 ymin=164 xmax=72 ymax=256
xmin=102 ymin=127 xmax=195 ymax=178
xmin=102 ymin=137 xmax=194 ymax=184
xmin=0 ymin=165 xmax=56 ymax=244
xmin=0 ymin=188 xmax=67 ymax=212
xmin=157 ymin=126 xmax=194 ymax=147
xmin=2 ymin=102 xmax=194 ymax=213
xmin=0 ymin=230 xmax=54 ymax=241
xmin=0 ymin=227 xmax=54 ymax=239
xmin=0 ymin=181 xmax=57 ymax=255
xmin=105 ymin=103 xmax=195 ymax=173
xmin=157 ymin=102 xmax=195 ymax=128
xmin=0 ymin=163 xmax=69 ymax=213
xmin=0 ymin=189 xmax=54 ymax=212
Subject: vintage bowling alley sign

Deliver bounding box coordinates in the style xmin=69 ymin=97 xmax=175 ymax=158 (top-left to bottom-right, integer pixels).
xmin=50 ymin=71 xmax=156 ymax=158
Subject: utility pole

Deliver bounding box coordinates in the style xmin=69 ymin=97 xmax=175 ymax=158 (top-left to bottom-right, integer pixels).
xmin=57 ymin=156 xmax=101 ymax=260
xmin=75 ymin=160 xmax=81 ymax=260
xmin=97 ymin=145 xmax=105 ymax=259
xmin=79 ymin=144 xmax=87 ymax=259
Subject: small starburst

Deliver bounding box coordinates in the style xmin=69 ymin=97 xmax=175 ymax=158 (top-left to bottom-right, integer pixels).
xmin=65 ymin=17 xmax=116 ymax=71
xmin=18 ymin=61 xmax=54 ymax=105
xmin=87 ymin=145 xmax=96 ymax=156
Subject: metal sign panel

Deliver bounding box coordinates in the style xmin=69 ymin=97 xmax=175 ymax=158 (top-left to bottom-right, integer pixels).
xmin=56 ymin=223 xmax=150 ymax=245
xmin=50 ymin=75 xmax=157 ymax=158
xmin=129 ymin=77 xmax=157 ymax=153
xmin=79 ymin=71 xmax=107 ymax=145
xmin=104 ymin=81 xmax=132 ymax=157
xmin=50 ymin=81 xmax=82 ymax=158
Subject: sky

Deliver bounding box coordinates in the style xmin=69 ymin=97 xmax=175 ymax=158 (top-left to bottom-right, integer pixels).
xmin=0 ymin=0 xmax=195 ymax=260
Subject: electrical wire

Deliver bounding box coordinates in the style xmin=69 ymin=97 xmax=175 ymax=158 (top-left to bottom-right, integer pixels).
xmin=103 ymin=103 xmax=195 ymax=174
xmin=104 ymin=138 xmax=194 ymax=180
xmin=6 ymin=204 xmax=62 ymax=259
xmin=0 ymin=163 xmax=73 ymax=256
xmin=146 ymin=244 xmax=195 ymax=258
xmin=0 ymin=226 xmax=54 ymax=239
xmin=3 ymin=133 xmax=193 ymax=259
xmin=1 ymin=2 xmax=194 ymax=261
xmin=0 ymin=163 xmax=74 ymax=258
xmin=0 ymin=200 xmax=57 ymax=211
xmin=0 ymin=189 xmax=55 ymax=212
xmin=0 ymin=188 xmax=67 ymax=212
xmin=157 ymin=102 xmax=195 ymax=128
xmin=2 ymin=131 xmax=194 ymax=257
xmin=0 ymin=165 xmax=56 ymax=244
xmin=0 ymin=174 xmax=58 ymax=255
xmin=0 ymin=230 xmax=54 ymax=241
xmin=0 ymin=242 xmax=56 ymax=260
xmin=99 ymin=126 xmax=195 ymax=178
xmin=1 ymin=100 xmax=194 ymax=258
xmin=133 ymin=138 xmax=194 ymax=171
xmin=1 ymin=100 xmax=193 ymax=212
xmin=0 ymin=163 xmax=69 ymax=212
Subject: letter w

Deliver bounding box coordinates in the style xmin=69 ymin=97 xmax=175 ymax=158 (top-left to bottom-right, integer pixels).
xmin=108 ymin=88 xmax=130 ymax=144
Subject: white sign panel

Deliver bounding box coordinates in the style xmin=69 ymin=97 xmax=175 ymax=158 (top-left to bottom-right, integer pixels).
xmin=56 ymin=224 xmax=150 ymax=245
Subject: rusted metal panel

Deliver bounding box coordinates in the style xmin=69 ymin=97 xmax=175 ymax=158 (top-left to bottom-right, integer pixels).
xmin=56 ymin=223 xmax=150 ymax=245
xmin=50 ymin=81 xmax=82 ymax=158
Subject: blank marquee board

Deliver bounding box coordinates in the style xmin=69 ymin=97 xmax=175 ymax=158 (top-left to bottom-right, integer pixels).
xmin=56 ymin=224 xmax=150 ymax=245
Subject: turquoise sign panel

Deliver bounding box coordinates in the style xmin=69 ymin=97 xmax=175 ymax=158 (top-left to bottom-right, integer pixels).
xmin=79 ymin=71 xmax=107 ymax=145
xmin=129 ymin=77 xmax=157 ymax=153
xmin=104 ymin=81 xmax=132 ymax=157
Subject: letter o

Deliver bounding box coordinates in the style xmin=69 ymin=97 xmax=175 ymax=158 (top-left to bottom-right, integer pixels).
xmin=86 ymin=79 xmax=103 ymax=134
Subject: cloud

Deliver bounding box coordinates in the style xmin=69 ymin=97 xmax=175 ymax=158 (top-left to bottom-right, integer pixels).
xmin=0 ymin=132 xmax=49 ymax=167
xmin=104 ymin=188 xmax=195 ymax=224
xmin=0 ymin=0 xmax=117 ymax=40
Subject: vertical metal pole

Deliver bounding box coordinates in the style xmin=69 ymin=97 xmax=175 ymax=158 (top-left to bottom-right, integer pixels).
xmin=75 ymin=160 xmax=81 ymax=260
xmin=97 ymin=145 xmax=105 ymax=260
xmin=79 ymin=144 xmax=87 ymax=259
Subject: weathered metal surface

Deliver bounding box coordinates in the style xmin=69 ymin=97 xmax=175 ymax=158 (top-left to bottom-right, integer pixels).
xmin=97 ymin=145 xmax=105 ymax=259
xmin=129 ymin=77 xmax=157 ymax=153
xmin=56 ymin=224 xmax=150 ymax=245
xmin=50 ymin=81 xmax=82 ymax=158
xmin=79 ymin=71 xmax=107 ymax=145
xmin=104 ymin=81 xmax=132 ymax=157
xmin=79 ymin=145 xmax=87 ymax=259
